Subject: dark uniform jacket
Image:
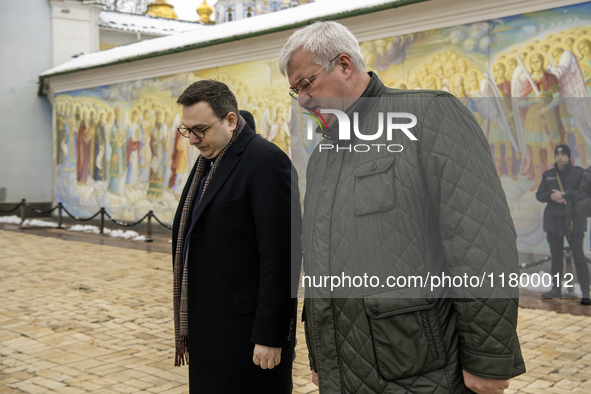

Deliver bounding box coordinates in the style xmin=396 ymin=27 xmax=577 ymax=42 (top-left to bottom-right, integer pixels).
xmin=576 ymin=166 xmax=591 ymax=218
xmin=302 ymin=73 xmax=525 ymax=393
xmin=536 ymin=163 xmax=586 ymax=235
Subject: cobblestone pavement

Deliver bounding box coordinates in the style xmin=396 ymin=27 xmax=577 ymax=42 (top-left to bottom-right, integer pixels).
xmin=1 ymin=229 xmax=591 ymax=393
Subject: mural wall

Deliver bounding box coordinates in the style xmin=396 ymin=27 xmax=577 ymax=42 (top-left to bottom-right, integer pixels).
xmin=54 ymin=2 xmax=591 ymax=251
xmin=363 ymin=2 xmax=591 ymax=252
xmin=54 ymin=61 xmax=290 ymax=225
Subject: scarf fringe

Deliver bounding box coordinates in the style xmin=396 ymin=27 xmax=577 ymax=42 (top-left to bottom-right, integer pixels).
xmin=175 ymin=335 xmax=189 ymax=366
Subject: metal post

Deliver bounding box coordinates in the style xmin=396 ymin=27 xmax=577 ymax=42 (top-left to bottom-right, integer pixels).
xmin=100 ymin=208 xmax=105 ymax=235
xmin=57 ymin=203 xmax=64 ymax=229
xmin=20 ymin=199 xmax=26 ymax=225
xmin=146 ymin=211 xmax=153 ymax=242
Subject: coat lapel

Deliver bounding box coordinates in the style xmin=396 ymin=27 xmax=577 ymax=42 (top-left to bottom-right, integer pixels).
xmin=191 ymin=151 xmax=240 ymax=221
xmin=187 ymin=126 xmax=257 ymax=228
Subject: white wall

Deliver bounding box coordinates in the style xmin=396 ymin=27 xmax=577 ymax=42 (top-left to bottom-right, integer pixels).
xmin=49 ymin=0 xmax=102 ymax=67
xmin=0 ymin=0 xmax=53 ymax=204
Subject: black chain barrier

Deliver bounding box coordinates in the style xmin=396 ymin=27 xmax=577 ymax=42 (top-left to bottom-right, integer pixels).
xmin=104 ymin=210 xmax=150 ymax=227
xmin=61 ymin=204 xmax=103 ymax=222
xmin=151 ymin=213 xmax=173 ymax=231
xmin=23 ymin=200 xmax=60 ymax=215
xmin=0 ymin=202 xmax=23 ymax=214
xmin=0 ymin=199 xmax=172 ymax=242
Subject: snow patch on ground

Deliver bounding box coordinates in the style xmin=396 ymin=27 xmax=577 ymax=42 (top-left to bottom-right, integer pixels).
xmin=69 ymin=224 xmax=146 ymax=242
xmin=0 ymin=215 xmax=146 ymax=242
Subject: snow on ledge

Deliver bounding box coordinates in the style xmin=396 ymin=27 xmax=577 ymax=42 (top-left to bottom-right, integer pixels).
xmin=99 ymin=10 xmax=204 ymax=36
xmin=41 ymin=0 xmax=406 ymax=77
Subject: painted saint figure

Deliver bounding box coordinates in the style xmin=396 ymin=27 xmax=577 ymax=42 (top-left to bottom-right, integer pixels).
xmin=126 ymin=109 xmax=141 ymax=185
xmin=147 ymin=110 xmax=166 ymax=200
xmin=63 ymin=106 xmax=79 ymax=172
xmin=77 ymin=110 xmax=94 ymax=184
xmin=107 ymin=107 xmax=127 ymax=196
xmin=491 ymin=60 xmax=518 ymax=179
xmin=139 ymin=108 xmax=152 ymax=182
xmin=94 ymin=111 xmax=106 ymax=181
xmin=516 ymin=52 xmax=565 ymax=181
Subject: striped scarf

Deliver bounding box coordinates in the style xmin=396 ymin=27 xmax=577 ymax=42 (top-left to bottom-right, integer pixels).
xmin=173 ymin=115 xmax=245 ymax=366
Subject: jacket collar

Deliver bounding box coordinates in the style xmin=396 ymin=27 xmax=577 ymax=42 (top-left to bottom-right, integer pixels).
xmin=323 ymin=72 xmax=385 ymax=140
xmin=555 ymin=162 xmax=572 ymax=173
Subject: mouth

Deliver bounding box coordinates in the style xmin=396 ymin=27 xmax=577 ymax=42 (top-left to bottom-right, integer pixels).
xmin=304 ymin=105 xmax=322 ymax=115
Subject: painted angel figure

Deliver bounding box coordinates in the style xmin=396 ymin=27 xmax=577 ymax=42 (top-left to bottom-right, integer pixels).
xmin=267 ymin=103 xmax=291 ymax=156
xmin=512 ymin=52 xmax=566 ymax=181
xmin=547 ymin=46 xmax=591 ymax=166
xmin=257 ymin=106 xmax=273 ymax=140
xmin=476 ymin=70 xmax=521 ymax=180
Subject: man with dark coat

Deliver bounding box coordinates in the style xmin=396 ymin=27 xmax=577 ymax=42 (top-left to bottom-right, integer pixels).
xmin=171 ymin=80 xmax=301 ymax=392
xmin=536 ymin=144 xmax=589 ymax=304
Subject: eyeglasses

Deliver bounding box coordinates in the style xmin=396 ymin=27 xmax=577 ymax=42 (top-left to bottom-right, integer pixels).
xmin=289 ymin=54 xmax=342 ymax=98
xmin=177 ymin=113 xmax=228 ymax=139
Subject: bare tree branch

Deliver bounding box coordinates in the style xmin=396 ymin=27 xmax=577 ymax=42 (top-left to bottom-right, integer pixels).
xmin=94 ymin=0 xmax=149 ymax=14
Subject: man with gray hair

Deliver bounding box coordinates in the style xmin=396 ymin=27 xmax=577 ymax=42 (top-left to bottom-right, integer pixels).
xmin=280 ymin=21 xmax=524 ymax=393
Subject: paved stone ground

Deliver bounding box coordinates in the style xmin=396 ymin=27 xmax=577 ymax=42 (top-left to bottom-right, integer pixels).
xmin=1 ymin=229 xmax=591 ymax=393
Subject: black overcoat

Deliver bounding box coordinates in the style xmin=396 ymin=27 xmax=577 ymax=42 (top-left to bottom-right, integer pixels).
xmin=172 ymin=122 xmax=302 ymax=393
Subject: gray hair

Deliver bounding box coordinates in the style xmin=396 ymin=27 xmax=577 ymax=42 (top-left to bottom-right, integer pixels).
xmin=278 ymin=21 xmax=367 ymax=76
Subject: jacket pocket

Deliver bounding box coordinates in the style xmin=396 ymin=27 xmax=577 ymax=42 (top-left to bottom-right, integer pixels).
xmin=363 ymin=297 xmax=446 ymax=381
xmin=215 ymin=197 xmax=248 ymax=210
xmin=354 ymin=157 xmax=396 ymax=215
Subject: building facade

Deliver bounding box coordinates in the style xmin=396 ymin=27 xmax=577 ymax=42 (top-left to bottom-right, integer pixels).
xmin=214 ymin=0 xmax=314 ymax=24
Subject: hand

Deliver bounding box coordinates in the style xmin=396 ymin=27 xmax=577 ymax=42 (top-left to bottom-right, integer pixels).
xmin=312 ymin=370 xmax=319 ymax=387
xmin=551 ymin=189 xmax=566 ymax=204
xmin=253 ymin=344 xmax=281 ymax=369
xmin=463 ymin=370 xmax=509 ymax=394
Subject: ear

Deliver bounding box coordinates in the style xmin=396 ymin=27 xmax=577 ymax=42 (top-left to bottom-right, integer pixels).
xmin=227 ymin=111 xmax=238 ymax=131
xmin=336 ymin=54 xmax=354 ymax=78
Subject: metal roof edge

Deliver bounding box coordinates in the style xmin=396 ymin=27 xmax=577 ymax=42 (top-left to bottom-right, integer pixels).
xmin=38 ymin=0 xmax=428 ymax=96
xmin=99 ymin=9 xmax=202 ymax=25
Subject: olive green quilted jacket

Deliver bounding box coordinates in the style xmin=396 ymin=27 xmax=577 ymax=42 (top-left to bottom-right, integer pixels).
xmin=302 ymin=74 xmax=525 ymax=393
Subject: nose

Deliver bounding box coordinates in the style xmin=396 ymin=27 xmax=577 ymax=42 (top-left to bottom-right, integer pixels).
xmin=297 ymin=92 xmax=312 ymax=107
xmin=189 ymin=132 xmax=201 ymax=145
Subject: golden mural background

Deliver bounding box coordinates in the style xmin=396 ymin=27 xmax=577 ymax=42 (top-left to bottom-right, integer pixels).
xmin=54 ymin=2 xmax=591 ymax=251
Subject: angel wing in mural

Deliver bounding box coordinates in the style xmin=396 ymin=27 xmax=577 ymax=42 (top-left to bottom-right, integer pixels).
xmin=548 ymin=50 xmax=591 ymax=145
xmin=289 ymin=105 xmax=309 ymax=177
xmin=258 ymin=107 xmax=272 ymax=140
xmin=171 ymin=113 xmax=181 ymax=140
xmin=476 ymin=72 xmax=522 ymax=153
xmin=508 ymin=61 xmax=551 ymax=177
xmin=510 ymin=64 xmax=531 ymax=166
